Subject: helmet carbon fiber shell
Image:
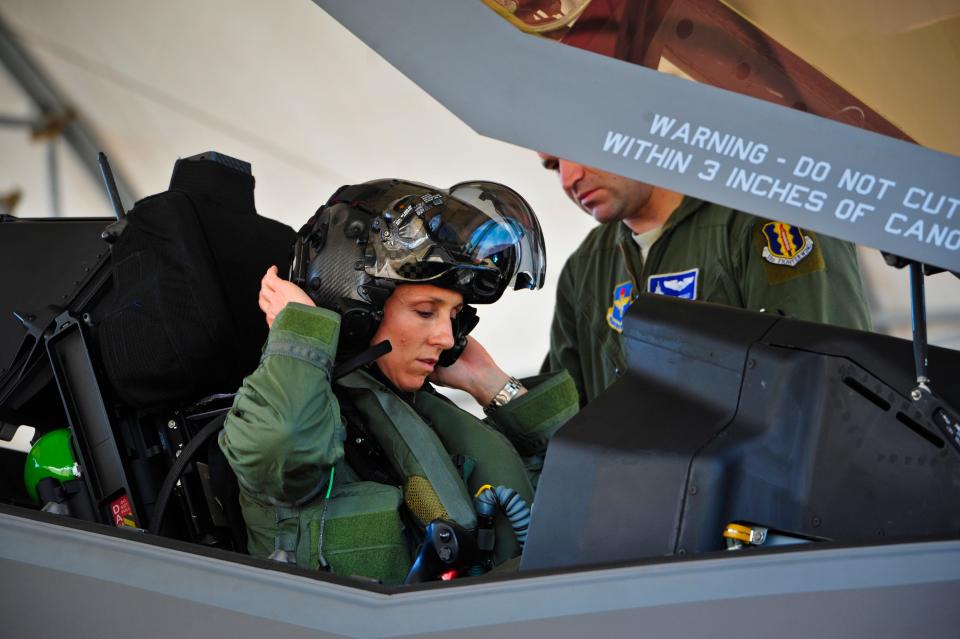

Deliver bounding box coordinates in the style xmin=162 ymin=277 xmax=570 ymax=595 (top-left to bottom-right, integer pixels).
xmin=290 ymin=178 xmax=545 ymax=358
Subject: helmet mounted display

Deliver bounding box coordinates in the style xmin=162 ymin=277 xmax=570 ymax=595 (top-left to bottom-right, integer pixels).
xmin=290 ymin=179 xmax=546 ymax=361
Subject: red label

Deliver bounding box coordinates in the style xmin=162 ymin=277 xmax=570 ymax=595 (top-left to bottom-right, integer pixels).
xmin=110 ymin=494 xmax=137 ymax=528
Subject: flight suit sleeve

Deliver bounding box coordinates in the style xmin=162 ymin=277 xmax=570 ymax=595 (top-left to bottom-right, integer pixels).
xmin=486 ymin=370 xmax=579 ymax=457
xmin=219 ymin=303 xmax=345 ymax=506
xmin=736 ymin=220 xmax=873 ymax=331
xmin=540 ymin=257 xmax=588 ymax=404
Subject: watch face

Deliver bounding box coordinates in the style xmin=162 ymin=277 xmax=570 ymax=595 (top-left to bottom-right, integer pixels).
xmin=485 ymin=377 xmax=523 ymax=413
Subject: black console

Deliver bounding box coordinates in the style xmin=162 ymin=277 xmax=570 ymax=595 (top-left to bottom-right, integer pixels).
xmin=522 ymin=294 xmax=960 ymax=571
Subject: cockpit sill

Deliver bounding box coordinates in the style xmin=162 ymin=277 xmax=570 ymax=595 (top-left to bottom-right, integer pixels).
xmin=3 ymin=502 xmax=955 ymax=595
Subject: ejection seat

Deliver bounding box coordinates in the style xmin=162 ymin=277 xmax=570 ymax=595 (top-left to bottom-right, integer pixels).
xmin=0 ymin=151 xmax=294 ymax=551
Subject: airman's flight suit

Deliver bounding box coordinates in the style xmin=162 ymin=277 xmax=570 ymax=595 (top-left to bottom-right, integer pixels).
xmin=221 ymin=303 xmax=578 ymax=584
xmin=543 ymin=197 xmax=872 ymax=405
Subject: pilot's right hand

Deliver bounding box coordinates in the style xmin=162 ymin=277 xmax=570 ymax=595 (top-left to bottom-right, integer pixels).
xmin=259 ymin=265 xmax=315 ymax=328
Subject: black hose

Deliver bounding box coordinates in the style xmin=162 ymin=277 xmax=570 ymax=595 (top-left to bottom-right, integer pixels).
xmin=147 ymin=414 xmax=225 ymax=536
xmin=475 ymin=485 xmax=531 ymax=550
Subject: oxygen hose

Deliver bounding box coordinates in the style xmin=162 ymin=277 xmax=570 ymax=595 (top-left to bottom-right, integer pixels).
xmin=474 ymin=484 xmax=531 ymax=550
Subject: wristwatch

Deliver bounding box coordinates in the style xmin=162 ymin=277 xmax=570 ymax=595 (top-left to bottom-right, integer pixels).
xmin=484 ymin=377 xmax=524 ymax=414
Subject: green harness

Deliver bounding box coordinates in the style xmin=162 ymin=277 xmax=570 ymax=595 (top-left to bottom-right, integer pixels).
xmin=265 ymin=369 xmax=536 ymax=584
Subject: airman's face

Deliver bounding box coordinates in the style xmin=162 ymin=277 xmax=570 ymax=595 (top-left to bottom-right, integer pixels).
xmin=538 ymin=153 xmax=654 ymax=224
xmin=371 ymin=284 xmax=462 ymax=392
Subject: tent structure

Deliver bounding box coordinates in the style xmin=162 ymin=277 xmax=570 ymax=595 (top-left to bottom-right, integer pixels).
xmin=0 ymin=0 xmax=958 ymax=401
xmin=1 ymin=4 xmax=959 ymax=637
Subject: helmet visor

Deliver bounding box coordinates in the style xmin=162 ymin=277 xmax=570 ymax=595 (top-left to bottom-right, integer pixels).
xmin=337 ymin=180 xmax=546 ymax=303
xmin=447 ymin=180 xmax=546 ymax=291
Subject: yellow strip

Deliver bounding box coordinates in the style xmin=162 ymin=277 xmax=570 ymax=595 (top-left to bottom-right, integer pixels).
xmin=722 ymin=522 xmax=753 ymax=543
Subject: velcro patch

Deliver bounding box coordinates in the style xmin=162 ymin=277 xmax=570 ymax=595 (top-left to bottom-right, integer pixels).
xmin=605 ymin=281 xmax=634 ymax=332
xmin=755 ymin=221 xmax=825 ymax=284
xmin=647 ymin=268 xmax=698 ymax=300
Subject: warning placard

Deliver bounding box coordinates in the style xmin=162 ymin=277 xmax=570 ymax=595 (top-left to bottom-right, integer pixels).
xmin=110 ymin=494 xmax=137 ymax=528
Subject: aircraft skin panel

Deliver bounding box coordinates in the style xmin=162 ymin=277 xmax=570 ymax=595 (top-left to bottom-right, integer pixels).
xmin=2 ymin=511 xmax=959 ymax=637
xmin=313 ymin=0 xmax=960 ymax=274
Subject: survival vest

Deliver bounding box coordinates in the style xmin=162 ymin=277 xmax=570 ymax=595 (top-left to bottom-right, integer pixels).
xmin=257 ymin=369 xmax=536 ymax=584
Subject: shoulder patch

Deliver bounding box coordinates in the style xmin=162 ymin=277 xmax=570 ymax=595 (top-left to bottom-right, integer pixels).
xmin=761 ymin=222 xmax=813 ymax=266
xmin=647 ymin=268 xmax=698 ymax=300
xmin=605 ymin=281 xmax=634 ymax=333
xmin=755 ymin=221 xmax=825 ymax=284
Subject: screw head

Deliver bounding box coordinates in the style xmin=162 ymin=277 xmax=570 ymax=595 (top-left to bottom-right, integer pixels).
xmin=345 ymin=220 xmax=365 ymax=238
xmin=167 ymin=420 xmax=177 ymax=429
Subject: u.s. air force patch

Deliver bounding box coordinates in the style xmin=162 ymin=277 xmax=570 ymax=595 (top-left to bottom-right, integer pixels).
xmin=647 ymin=268 xmax=698 ymax=300
xmin=755 ymin=220 xmax=825 ymax=284
xmin=761 ymin=222 xmax=813 ymax=266
xmin=606 ymin=281 xmax=634 ymax=332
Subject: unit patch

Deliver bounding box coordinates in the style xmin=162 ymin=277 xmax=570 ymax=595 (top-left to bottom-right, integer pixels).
xmin=647 ymin=268 xmax=698 ymax=300
xmin=754 ymin=220 xmax=826 ymax=284
xmin=605 ymin=281 xmax=634 ymax=332
xmin=761 ymin=222 xmax=813 ymax=266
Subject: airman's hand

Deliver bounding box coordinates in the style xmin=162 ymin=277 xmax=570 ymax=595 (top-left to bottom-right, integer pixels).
xmin=259 ymin=265 xmax=315 ymax=328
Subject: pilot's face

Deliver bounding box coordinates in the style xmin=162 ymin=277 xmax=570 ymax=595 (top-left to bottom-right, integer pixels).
xmin=371 ymin=284 xmax=462 ymax=392
xmin=538 ymin=153 xmax=654 ymax=225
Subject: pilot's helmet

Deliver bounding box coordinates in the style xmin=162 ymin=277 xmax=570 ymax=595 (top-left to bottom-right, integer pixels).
xmin=291 ymin=178 xmax=546 ymax=356
xmin=23 ymin=429 xmax=79 ymax=504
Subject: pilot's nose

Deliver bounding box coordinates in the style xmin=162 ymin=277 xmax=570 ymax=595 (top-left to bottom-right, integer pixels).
xmin=429 ymin=317 xmax=455 ymax=351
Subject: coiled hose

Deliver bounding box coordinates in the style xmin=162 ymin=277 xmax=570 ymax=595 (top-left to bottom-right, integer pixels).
xmin=474 ymin=484 xmax=531 ymax=550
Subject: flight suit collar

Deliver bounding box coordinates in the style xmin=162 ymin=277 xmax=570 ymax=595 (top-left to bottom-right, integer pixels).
xmin=611 ymin=195 xmax=708 ymax=303
xmin=614 ymin=195 xmax=707 ymax=244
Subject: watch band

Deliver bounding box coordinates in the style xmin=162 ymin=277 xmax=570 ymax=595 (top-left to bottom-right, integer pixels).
xmin=484 ymin=376 xmax=523 ymax=414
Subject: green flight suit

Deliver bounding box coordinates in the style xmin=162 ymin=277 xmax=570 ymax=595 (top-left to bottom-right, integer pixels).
xmin=543 ymin=197 xmax=872 ymax=405
xmin=220 ymin=303 xmax=578 ymax=584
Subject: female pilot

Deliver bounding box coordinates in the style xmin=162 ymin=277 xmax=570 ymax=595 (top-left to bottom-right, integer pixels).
xmin=219 ymin=179 xmax=578 ymax=584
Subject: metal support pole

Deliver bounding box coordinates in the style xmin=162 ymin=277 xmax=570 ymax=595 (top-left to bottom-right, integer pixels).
xmin=909 ymin=261 xmax=930 ymax=399
xmin=0 ymin=114 xmax=36 ymax=128
xmin=47 ymin=137 xmax=60 ymax=216
xmin=0 ymin=11 xmax=138 ymax=212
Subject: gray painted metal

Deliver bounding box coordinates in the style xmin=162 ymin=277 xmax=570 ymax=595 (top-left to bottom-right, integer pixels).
xmin=2 ymin=513 xmax=959 ymax=637
xmin=314 ymin=1 xmax=960 ymax=273
xmin=0 ymin=11 xmax=138 ymax=211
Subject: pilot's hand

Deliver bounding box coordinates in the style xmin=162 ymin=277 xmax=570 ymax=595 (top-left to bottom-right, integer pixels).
xmin=259 ymin=265 xmax=315 ymax=328
xmin=430 ymin=336 xmax=525 ymax=408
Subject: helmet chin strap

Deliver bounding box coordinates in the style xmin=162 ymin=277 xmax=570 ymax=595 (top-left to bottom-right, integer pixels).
xmin=332 ymin=340 xmax=393 ymax=380
xmin=333 ymin=303 xmax=478 ymax=378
